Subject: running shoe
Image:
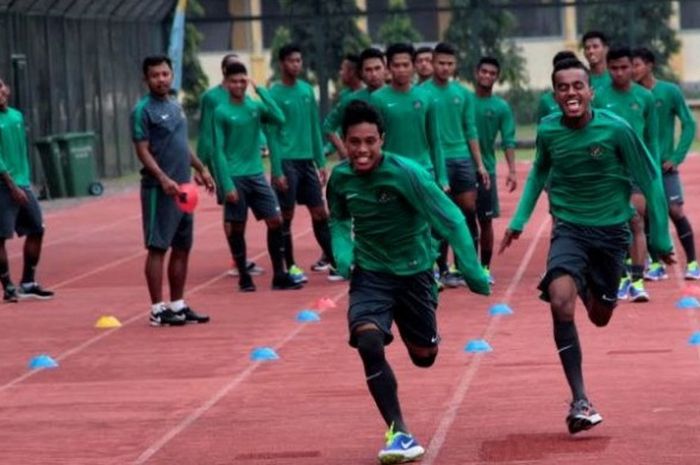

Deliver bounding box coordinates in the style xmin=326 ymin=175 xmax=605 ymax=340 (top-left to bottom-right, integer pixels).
xmin=288 ymin=265 xmax=309 ymax=284
xmin=149 ymin=307 xmax=186 ymax=327
xmin=239 ymin=273 xmax=256 ymax=292
xmin=566 ymin=399 xmax=603 ymax=434
xmin=327 ymin=268 xmax=346 ymax=282
xmin=644 ymin=262 xmax=668 ymax=281
xmin=17 ymin=282 xmax=54 ymax=300
xmin=3 ymin=284 xmax=18 ymax=303
xmin=228 ymin=261 xmax=264 ymax=277
xmin=628 ymin=279 xmax=650 ymax=302
xmin=272 ymin=273 xmax=304 ymax=290
xmin=179 ymin=307 xmax=210 ymax=324
xmin=377 ymin=424 xmax=425 ymax=464
xmin=311 ymin=258 xmax=331 ymax=272
xmin=617 ymin=276 xmax=631 ymax=300
xmin=685 ymin=261 xmax=700 ymax=280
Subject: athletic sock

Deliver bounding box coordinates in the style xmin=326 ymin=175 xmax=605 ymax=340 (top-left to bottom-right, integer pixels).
xmin=553 ymin=319 xmax=587 ymax=401
xmin=356 ymin=330 xmax=408 ymax=433
xmin=312 ymin=219 xmax=336 ymax=268
xmin=466 ymin=211 xmax=479 ymax=253
xmin=170 ymin=299 xmax=186 ymax=312
xmin=673 ymin=216 xmax=696 ymax=262
xmin=151 ymin=302 xmax=166 ymax=314
xmin=267 ymin=226 xmax=286 ymax=276
xmin=282 ymin=218 xmax=295 ymax=268
xmin=227 ymin=231 xmax=247 ymax=275
xmin=630 ymin=265 xmax=644 ymax=282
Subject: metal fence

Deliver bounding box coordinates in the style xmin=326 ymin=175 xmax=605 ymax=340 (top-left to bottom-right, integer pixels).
xmin=0 ymin=0 xmax=175 ymax=182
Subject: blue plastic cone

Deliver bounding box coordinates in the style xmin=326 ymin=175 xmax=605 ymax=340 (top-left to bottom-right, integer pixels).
xmin=688 ymin=332 xmax=700 ymax=346
xmin=489 ymin=303 xmax=513 ymax=316
xmin=28 ymin=354 xmax=59 ymax=369
xmin=296 ymin=309 xmax=321 ymax=323
xmin=464 ymin=339 xmax=493 ymax=353
xmin=250 ymin=347 xmax=279 ymax=361
xmin=677 ymin=296 xmax=700 ymax=310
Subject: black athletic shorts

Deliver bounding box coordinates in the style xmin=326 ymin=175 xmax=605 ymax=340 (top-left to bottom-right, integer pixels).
xmin=0 ymin=185 xmax=44 ymax=239
xmin=141 ymin=186 xmax=193 ymax=251
xmin=662 ymin=169 xmax=684 ymax=205
xmin=274 ymin=159 xmax=324 ymax=210
xmin=476 ymin=173 xmax=499 ymax=220
xmin=446 ymin=158 xmax=477 ymax=195
xmin=224 ymin=174 xmax=281 ymax=223
xmin=347 ymin=267 xmax=440 ymax=348
xmin=538 ymin=219 xmax=631 ymax=306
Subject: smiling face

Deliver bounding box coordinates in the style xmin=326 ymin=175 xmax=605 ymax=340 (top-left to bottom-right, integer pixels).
xmin=553 ymin=67 xmax=593 ymax=120
xmin=475 ymin=63 xmax=499 ymax=91
xmin=344 ymin=122 xmax=384 ymax=174
xmin=225 ymin=73 xmax=248 ymax=100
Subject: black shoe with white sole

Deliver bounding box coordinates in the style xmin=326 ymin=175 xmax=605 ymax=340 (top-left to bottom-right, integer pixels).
xmin=566 ymin=399 xmax=603 ymax=434
xmin=272 ymin=273 xmax=304 ymax=290
xmin=150 ymin=309 xmax=187 ymax=327
xmin=179 ymin=307 xmax=210 ymax=324
xmin=18 ymin=283 xmax=54 ymax=300
xmin=3 ymin=285 xmax=19 ymax=303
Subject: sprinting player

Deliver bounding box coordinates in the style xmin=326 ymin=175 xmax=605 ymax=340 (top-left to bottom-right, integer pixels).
xmin=328 ymin=100 xmax=490 ymax=464
xmin=537 ymin=51 xmax=578 ymax=122
xmin=0 ymin=78 xmax=54 ymax=303
xmin=421 ymin=42 xmax=489 ymax=286
xmin=594 ymin=46 xmax=659 ymax=302
xmin=324 ymin=48 xmax=387 ymax=159
xmin=212 ymin=62 xmax=301 ymax=292
xmin=500 ymin=58 xmax=673 ymax=434
xmin=582 ymin=31 xmax=611 ymax=90
xmin=197 ymin=53 xmax=264 ymax=278
xmin=473 ymin=57 xmax=517 ymax=283
xmin=131 ymin=56 xmax=214 ymax=326
xmin=632 ymin=47 xmax=699 ymax=280
xmin=414 ymin=46 xmax=434 ymax=84
xmin=267 ymin=44 xmax=339 ymax=282
xmin=369 ymin=43 xmax=446 ymax=189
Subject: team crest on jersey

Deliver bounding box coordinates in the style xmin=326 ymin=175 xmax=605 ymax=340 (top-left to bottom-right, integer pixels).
xmin=251 ymin=110 xmax=259 ymax=118
xmin=376 ymin=189 xmax=397 ymax=204
xmin=453 ymin=97 xmax=461 ymax=105
xmin=589 ymin=145 xmax=603 ymax=159
xmin=655 ymin=99 xmax=663 ymax=108
xmin=413 ymin=100 xmax=422 ymax=110
xmin=629 ymin=102 xmax=640 ymax=111
xmin=485 ymin=110 xmax=495 ymax=118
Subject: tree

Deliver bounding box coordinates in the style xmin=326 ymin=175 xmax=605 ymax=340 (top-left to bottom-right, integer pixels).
xmin=377 ymin=0 xmax=422 ymax=45
xmin=582 ymin=1 xmax=680 ymax=80
xmin=179 ymin=0 xmax=209 ymax=118
xmin=444 ymin=0 xmax=528 ymax=90
xmin=268 ymin=26 xmax=294 ymax=84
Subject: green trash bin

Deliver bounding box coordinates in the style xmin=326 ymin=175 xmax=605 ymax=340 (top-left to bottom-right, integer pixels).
xmin=35 ymin=136 xmax=67 ymax=199
xmin=54 ymin=132 xmax=104 ymax=197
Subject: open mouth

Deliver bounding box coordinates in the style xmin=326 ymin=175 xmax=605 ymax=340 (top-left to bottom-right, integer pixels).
xmin=565 ymin=99 xmax=582 ymax=112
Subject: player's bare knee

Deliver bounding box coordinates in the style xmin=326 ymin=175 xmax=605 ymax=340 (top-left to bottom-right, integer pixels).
xmin=550 ymin=293 xmax=576 ymax=322
xmin=669 ymin=204 xmax=684 ymax=222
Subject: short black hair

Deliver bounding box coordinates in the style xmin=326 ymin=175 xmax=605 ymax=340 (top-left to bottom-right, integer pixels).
xmin=360 ymin=47 xmax=385 ymax=68
xmin=225 ymin=62 xmax=247 ymax=77
xmin=386 ymin=43 xmax=416 ymax=64
xmin=142 ymin=55 xmax=172 ymax=76
xmin=552 ymin=50 xmax=577 ymax=67
xmin=415 ymin=46 xmax=433 ymax=59
xmin=342 ymin=100 xmax=385 ymax=138
xmin=278 ymin=44 xmax=302 ymax=61
xmin=582 ymin=30 xmax=608 ymax=46
xmin=607 ymin=46 xmax=632 ymax=63
xmin=343 ymin=53 xmax=361 ymax=67
xmin=433 ymin=42 xmax=456 ymax=56
xmin=477 ymin=56 xmax=500 ymax=72
xmin=221 ymin=53 xmax=239 ymax=69
xmin=551 ymin=58 xmax=590 ymax=87
xmin=632 ymin=46 xmax=656 ymax=65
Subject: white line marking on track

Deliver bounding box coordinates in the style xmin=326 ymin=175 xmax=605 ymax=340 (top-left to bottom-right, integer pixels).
xmin=422 ymin=217 xmax=550 ymax=465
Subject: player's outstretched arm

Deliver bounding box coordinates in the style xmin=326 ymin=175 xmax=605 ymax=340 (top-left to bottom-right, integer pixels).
xmin=326 ymin=171 xmax=354 ymax=278
xmin=255 ymin=86 xmax=286 ymax=126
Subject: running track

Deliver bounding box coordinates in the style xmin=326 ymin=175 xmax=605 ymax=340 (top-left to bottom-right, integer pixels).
xmin=2 ymin=158 xmax=700 ymax=464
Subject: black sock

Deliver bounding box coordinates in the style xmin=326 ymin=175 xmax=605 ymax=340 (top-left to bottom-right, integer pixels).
xmin=673 ymin=216 xmax=696 ymax=262
xmin=466 ymin=211 xmax=479 ymax=254
xmin=312 ymin=219 xmax=335 ymax=268
xmin=437 ymin=241 xmax=449 ymax=274
xmin=553 ymin=318 xmax=587 ymax=401
xmin=0 ymin=265 xmax=11 ymax=290
xmin=227 ymin=231 xmax=248 ymax=276
xmin=481 ymin=248 xmax=493 ymax=269
xmin=282 ymin=218 xmax=295 ymax=268
xmin=267 ymin=227 xmax=286 ymax=277
xmin=356 ymin=330 xmax=407 ymax=433
xmin=21 ymin=252 xmax=39 ymax=284
xmin=630 ymin=265 xmax=644 ymax=282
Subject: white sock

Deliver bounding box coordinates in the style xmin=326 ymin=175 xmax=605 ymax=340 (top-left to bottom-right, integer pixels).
xmin=170 ymin=299 xmax=186 ymax=312
xmin=151 ymin=302 xmax=166 ymax=314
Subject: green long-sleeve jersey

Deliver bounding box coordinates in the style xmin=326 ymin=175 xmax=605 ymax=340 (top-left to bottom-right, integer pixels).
xmin=327 ymin=153 xmax=490 ymax=295
xmin=651 ymin=79 xmax=696 ymax=166
xmin=473 ymin=95 xmax=517 ymax=175
xmin=421 ymin=79 xmax=479 ymax=160
xmin=593 ymin=83 xmax=659 ymax=164
xmin=369 ymin=86 xmax=447 ymax=187
xmin=590 ymin=71 xmax=612 ymax=91
xmin=537 ymin=90 xmax=560 ymax=123
xmin=267 ymin=79 xmax=325 ymax=176
xmin=322 ymin=87 xmax=375 ymax=136
xmin=197 ymin=84 xmax=228 ymax=167
xmin=0 ymin=107 xmax=30 ymax=187
xmin=509 ymin=110 xmax=672 ymax=255
xmin=212 ymin=88 xmax=285 ymax=194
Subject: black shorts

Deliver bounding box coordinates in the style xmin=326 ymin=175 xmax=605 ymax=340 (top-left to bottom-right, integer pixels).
xmin=476 ymin=173 xmax=499 ymax=219
xmin=538 ymin=219 xmax=631 ymax=306
xmin=224 ymin=174 xmax=281 ymax=223
xmin=446 ymin=158 xmax=477 ymax=195
xmin=141 ymin=186 xmax=193 ymax=251
xmin=0 ymin=185 xmax=44 ymax=239
xmin=274 ymin=160 xmax=324 ymax=210
xmin=663 ymin=169 xmax=684 ymax=205
xmin=347 ymin=268 xmax=439 ymax=348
